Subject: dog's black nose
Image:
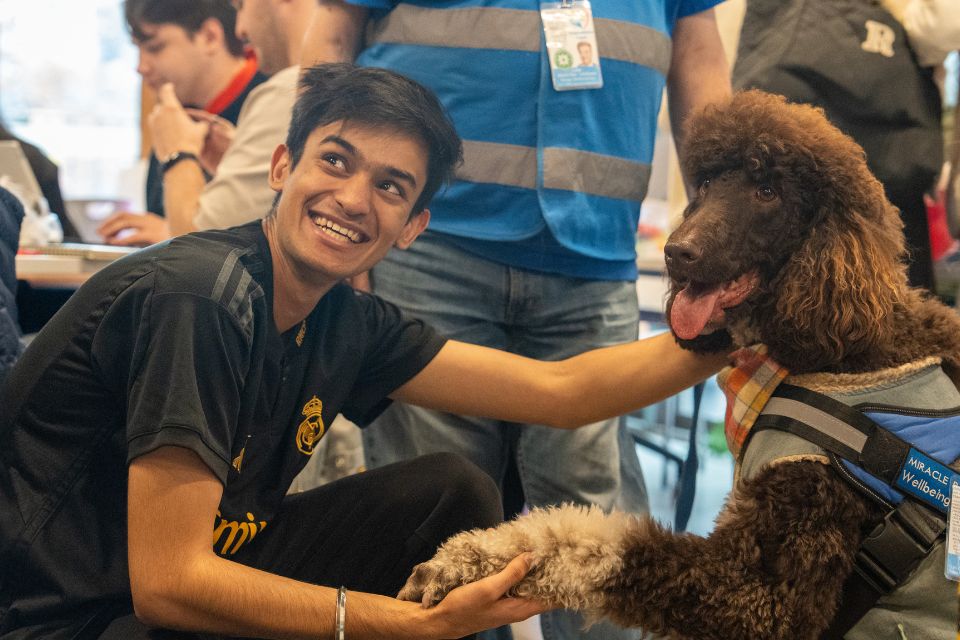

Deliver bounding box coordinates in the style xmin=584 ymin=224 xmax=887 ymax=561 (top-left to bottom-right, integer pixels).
xmin=664 ymin=240 xmax=703 ymax=268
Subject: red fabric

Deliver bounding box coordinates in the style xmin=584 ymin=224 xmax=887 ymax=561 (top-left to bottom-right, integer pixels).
xmin=926 ymin=194 xmax=955 ymax=262
xmin=204 ymin=51 xmax=259 ymax=116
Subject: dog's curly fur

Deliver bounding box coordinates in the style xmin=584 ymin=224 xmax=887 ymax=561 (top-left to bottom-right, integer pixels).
xmin=398 ymin=91 xmax=960 ymax=639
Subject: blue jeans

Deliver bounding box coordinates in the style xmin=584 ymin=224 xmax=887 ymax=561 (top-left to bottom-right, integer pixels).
xmin=364 ymin=232 xmax=646 ymax=640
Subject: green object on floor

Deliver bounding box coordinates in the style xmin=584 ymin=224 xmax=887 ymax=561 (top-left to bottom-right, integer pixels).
xmin=707 ymin=420 xmax=728 ymax=455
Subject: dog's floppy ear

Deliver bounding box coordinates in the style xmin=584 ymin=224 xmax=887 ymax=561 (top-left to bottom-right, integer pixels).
xmin=771 ymin=192 xmax=906 ymax=366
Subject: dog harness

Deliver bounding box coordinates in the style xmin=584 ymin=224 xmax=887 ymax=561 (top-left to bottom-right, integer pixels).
xmin=718 ymin=348 xmax=960 ymax=639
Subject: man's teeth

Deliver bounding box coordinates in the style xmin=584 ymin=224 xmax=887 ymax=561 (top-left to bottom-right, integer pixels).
xmin=313 ymin=216 xmax=361 ymax=243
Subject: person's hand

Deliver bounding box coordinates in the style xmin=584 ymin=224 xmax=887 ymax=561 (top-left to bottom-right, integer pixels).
xmin=425 ymin=554 xmax=551 ymax=639
xmin=149 ymin=83 xmax=208 ymax=160
xmin=98 ymin=211 xmax=172 ymax=247
xmin=185 ymin=108 xmax=236 ymax=174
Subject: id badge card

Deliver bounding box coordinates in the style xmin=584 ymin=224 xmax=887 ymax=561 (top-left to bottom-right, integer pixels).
xmin=946 ymin=479 xmax=960 ymax=581
xmin=541 ymin=1 xmax=603 ymax=91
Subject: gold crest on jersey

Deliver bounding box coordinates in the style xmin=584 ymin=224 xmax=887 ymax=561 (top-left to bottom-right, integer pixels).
xmin=296 ymin=395 xmax=325 ymax=455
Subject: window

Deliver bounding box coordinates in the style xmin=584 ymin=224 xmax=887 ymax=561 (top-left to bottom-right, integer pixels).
xmin=0 ymin=0 xmax=141 ymax=204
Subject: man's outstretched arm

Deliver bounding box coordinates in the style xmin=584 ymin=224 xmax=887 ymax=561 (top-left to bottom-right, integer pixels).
xmin=392 ymin=331 xmax=729 ymax=429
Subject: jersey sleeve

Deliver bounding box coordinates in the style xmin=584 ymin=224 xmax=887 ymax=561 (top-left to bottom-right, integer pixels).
xmin=119 ymin=290 xmax=252 ymax=483
xmin=340 ymin=291 xmax=446 ymax=425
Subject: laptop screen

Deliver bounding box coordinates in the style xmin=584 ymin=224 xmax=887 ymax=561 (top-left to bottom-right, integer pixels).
xmin=0 ymin=140 xmax=44 ymax=214
xmin=62 ymin=199 xmax=128 ymax=244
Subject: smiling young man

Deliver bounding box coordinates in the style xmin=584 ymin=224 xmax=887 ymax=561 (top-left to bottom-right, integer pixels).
xmin=0 ymin=64 xmax=725 ymax=640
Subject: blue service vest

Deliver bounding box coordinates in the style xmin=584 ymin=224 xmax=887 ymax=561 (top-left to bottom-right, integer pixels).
xmin=350 ymin=0 xmax=721 ymax=277
xmin=843 ymin=411 xmax=960 ymax=507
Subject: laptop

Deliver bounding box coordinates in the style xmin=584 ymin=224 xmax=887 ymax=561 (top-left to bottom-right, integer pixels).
xmin=0 ymin=140 xmax=44 ymax=215
xmin=0 ymin=140 xmax=136 ymax=262
xmin=62 ymin=198 xmax=130 ymax=245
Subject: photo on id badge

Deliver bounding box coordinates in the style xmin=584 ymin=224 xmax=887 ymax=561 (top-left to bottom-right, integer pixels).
xmin=541 ymin=0 xmax=602 ymax=91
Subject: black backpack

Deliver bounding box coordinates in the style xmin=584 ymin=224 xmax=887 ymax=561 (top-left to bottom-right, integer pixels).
xmin=733 ymin=0 xmax=943 ymax=195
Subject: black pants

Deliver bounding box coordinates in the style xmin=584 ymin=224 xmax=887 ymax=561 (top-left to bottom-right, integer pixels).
xmin=889 ymin=185 xmax=936 ymax=293
xmin=94 ymin=452 xmax=503 ymax=639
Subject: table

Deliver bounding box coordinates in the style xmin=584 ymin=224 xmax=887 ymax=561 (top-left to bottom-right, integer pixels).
xmin=16 ymin=244 xmax=135 ymax=288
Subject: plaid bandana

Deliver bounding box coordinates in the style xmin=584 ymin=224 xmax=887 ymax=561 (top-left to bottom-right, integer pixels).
xmin=715 ymin=344 xmax=790 ymax=459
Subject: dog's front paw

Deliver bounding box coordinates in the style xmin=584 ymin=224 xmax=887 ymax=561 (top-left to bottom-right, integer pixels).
xmin=397 ymin=557 xmax=466 ymax=607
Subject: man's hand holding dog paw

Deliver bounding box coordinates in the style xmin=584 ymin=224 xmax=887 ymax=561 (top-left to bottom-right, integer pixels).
xmin=413 ymin=554 xmax=550 ymax=639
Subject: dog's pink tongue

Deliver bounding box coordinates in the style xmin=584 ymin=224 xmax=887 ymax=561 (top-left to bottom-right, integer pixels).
xmin=671 ymin=286 xmax=722 ymax=340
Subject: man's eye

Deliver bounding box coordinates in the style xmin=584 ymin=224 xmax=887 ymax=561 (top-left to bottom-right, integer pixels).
xmin=323 ymin=154 xmax=346 ymax=169
xmin=379 ymin=181 xmax=403 ymax=197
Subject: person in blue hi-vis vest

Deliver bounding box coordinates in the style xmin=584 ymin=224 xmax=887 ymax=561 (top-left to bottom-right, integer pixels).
xmin=300 ymin=3 xmax=731 ymax=638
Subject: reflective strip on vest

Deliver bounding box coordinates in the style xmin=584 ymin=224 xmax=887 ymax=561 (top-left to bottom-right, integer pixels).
xmin=459 ymin=141 xmax=651 ymax=203
xmin=543 ymin=147 xmax=651 ymax=202
xmin=366 ymin=5 xmax=672 ymax=74
xmin=458 ymin=141 xmax=537 ymax=190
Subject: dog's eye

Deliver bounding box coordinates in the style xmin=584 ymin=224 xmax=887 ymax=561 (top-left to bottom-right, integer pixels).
xmin=756 ymin=185 xmax=777 ymax=202
xmin=698 ymin=179 xmax=711 ymax=197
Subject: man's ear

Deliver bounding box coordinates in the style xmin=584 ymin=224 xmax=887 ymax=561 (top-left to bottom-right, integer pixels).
xmin=395 ymin=209 xmax=430 ymax=249
xmin=268 ymin=144 xmax=290 ymax=193
xmin=197 ymin=17 xmax=225 ymax=53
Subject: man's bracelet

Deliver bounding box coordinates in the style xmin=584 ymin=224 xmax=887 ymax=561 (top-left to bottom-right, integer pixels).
xmin=160 ymin=150 xmax=200 ymax=174
xmin=335 ymin=585 xmax=346 ymax=640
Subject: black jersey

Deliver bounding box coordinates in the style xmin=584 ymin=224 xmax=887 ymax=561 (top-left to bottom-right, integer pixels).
xmin=0 ymin=221 xmax=445 ymax=635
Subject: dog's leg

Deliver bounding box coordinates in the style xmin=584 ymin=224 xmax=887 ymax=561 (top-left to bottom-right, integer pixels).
xmin=595 ymin=460 xmax=877 ymax=639
xmin=398 ymin=504 xmax=635 ymax=619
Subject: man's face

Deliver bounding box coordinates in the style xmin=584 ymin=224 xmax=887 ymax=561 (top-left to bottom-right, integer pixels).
xmin=134 ymin=22 xmax=209 ymax=105
xmin=233 ymin=0 xmax=287 ymax=75
xmin=268 ymin=121 xmax=431 ymax=287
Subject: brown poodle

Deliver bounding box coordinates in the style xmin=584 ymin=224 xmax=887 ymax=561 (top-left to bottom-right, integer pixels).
xmin=396 ymin=91 xmax=960 ymax=639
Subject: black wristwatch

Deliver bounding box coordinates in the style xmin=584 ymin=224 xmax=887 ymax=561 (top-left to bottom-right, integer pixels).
xmin=160 ymin=150 xmax=200 ymax=174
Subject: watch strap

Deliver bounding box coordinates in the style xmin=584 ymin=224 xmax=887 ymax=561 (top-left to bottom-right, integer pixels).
xmin=160 ymin=151 xmax=200 ymax=174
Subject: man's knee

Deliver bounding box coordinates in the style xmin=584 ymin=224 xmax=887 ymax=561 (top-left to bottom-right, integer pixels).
xmin=418 ymin=452 xmax=504 ymax=530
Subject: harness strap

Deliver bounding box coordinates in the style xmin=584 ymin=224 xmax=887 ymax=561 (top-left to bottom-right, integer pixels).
xmin=749 ymin=384 xmax=950 ymax=639
xmin=753 ymin=384 xmax=955 ymax=515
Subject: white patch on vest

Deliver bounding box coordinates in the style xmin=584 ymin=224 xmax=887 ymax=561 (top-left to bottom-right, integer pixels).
xmin=861 ymin=20 xmax=895 ymax=58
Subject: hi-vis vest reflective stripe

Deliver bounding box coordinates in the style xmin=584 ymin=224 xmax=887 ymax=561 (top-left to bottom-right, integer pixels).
xmin=456 ymin=142 xmax=651 ymax=202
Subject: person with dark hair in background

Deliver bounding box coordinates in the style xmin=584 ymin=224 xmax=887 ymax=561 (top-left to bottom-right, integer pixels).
xmin=97 ymin=0 xmax=272 ymax=246
xmin=0 ymin=63 xmax=724 ymax=640
xmin=130 ymin=0 xmax=266 ymax=217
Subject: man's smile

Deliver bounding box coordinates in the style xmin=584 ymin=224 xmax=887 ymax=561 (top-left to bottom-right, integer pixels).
xmin=308 ymin=212 xmax=368 ymax=244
